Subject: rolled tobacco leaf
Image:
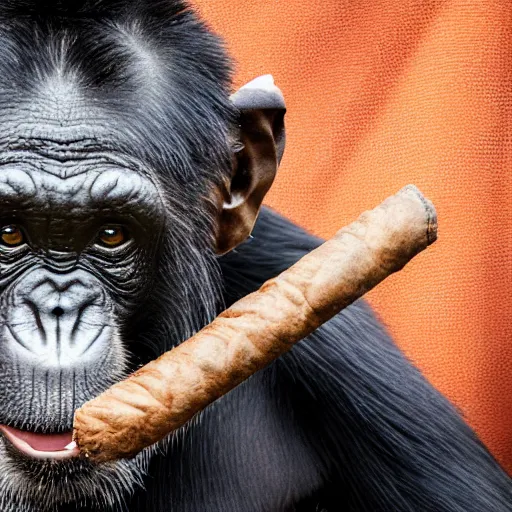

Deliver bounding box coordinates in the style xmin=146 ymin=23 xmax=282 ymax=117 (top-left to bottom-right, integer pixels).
xmin=73 ymin=184 xmax=438 ymax=462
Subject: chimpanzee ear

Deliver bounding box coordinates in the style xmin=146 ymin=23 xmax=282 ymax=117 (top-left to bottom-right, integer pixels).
xmin=215 ymin=75 xmax=286 ymax=255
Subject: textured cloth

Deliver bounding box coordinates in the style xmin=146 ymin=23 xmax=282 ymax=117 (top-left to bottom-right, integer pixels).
xmin=191 ymin=0 xmax=512 ymax=473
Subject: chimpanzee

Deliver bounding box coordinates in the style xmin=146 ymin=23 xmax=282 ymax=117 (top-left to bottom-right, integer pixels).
xmin=0 ymin=1 xmax=509 ymax=511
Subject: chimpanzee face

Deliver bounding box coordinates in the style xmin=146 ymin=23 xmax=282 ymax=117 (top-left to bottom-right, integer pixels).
xmin=0 ymin=162 xmax=165 ymax=362
xmin=0 ymin=153 xmax=166 ymax=408
xmin=0 ymin=3 xmax=284 ymax=510
xmin=0 ymin=104 xmax=171 ymax=510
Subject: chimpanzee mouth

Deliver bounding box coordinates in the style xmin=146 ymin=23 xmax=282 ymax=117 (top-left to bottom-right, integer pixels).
xmin=0 ymin=425 xmax=79 ymax=460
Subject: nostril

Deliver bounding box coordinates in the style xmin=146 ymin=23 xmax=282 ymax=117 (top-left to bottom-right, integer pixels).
xmin=52 ymin=306 xmax=65 ymax=318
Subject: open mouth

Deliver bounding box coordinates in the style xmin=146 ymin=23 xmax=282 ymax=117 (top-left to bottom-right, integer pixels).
xmin=0 ymin=425 xmax=79 ymax=460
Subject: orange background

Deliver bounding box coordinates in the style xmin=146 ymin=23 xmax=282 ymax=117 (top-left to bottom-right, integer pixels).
xmin=191 ymin=0 xmax=512 ymax=473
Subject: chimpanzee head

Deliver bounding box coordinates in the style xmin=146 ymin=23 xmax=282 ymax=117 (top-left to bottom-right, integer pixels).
xmin=0 ymin=1 xmax=285 ymax=510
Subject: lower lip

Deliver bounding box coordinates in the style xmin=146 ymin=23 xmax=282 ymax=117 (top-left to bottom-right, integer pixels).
xmin=0 ymin=425 xmax=80 ymax=460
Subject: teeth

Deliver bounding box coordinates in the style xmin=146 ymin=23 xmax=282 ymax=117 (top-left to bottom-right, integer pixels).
xmin=65 ymin=441 xmax=77 ymax=451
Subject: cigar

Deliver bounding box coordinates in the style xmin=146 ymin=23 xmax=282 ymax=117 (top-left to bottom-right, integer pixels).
xmin=73 ymin=184 xmax=437 ymax=462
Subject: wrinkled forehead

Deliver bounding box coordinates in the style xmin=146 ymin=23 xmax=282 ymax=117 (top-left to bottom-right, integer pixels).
xmin=0 ymin=69 xmax=166 ymax=214
xmin=0 ymin=71 xmax=121 ymax=145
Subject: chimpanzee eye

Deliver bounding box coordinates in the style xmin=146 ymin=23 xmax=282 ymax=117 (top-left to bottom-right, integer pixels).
xmin=97 ymin=226 xmax=128 ymax=248
xmin=0 ymin=225 xmax=25 ymax=247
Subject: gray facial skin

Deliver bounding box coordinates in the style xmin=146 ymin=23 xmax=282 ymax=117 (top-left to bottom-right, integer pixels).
xmin=0 ymin=118 xmax=167 ymax=510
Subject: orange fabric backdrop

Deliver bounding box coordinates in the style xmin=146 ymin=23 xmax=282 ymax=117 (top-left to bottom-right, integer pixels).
xmin=190 ymin=0 xmax=512 ymax=473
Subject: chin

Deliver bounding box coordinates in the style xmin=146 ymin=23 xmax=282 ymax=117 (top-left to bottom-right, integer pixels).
xmin=0 ymin=434 xmax=149 ymax=511
xmin=0 ymin=327 xmax=142 ymax=511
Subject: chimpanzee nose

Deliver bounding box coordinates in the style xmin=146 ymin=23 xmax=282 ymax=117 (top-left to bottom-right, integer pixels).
xmin=29 ymin=275 xmax=101 ymax=317
xmin=6 ymin=270 xmax=111 ymax=366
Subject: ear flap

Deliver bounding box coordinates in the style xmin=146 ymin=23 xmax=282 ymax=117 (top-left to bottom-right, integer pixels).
xmin=215 ymin=75 xmax=286 ymax=255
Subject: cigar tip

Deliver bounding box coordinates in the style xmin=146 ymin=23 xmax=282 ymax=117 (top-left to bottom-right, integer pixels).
xmin=400 ymin=184 xmax=438 ymax=245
